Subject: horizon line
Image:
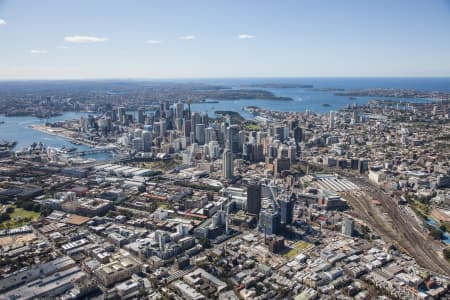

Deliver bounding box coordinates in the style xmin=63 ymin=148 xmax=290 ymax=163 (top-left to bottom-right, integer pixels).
xmin=1 ymin=75 xmax=450 ymax=82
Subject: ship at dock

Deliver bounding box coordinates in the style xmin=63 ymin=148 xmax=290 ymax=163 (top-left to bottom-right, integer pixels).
xmin=59 ymin=146 xmax=77 ymax=153
xmin=0 ymin=140 xmax=17 ymax=149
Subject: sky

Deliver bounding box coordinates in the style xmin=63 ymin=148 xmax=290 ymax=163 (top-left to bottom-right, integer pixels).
xmin=0 ymin=0 xmax=450 ymax=79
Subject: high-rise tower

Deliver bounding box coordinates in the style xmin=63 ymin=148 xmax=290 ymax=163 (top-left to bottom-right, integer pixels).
xmin=223 ymin=148 xmax=233 ymax=179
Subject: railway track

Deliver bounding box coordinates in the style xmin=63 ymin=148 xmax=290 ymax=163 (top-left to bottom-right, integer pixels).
xmin=343 ymin=175 xmax=450 ymax=275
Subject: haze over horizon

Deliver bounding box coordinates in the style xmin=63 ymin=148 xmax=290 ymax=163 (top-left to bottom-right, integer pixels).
xmin=1 ymin=0 xmax=450 ymax=79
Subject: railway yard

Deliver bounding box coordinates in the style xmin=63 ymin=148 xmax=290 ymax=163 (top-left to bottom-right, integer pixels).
xmin=339 ymin=173 xmax=450 ymax=275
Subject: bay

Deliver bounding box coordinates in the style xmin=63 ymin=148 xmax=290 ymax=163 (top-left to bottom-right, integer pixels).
xmin=0 ymin=112 xmax=113 ymax=160
xmin=191 ymin=77 xmax=448 ymax=117
xmin=1 ymin=77 xmax=449 ymax=158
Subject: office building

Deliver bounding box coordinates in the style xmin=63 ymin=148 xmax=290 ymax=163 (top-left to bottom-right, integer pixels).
xmin=208 ymin=141 xmax=220 ymax=160
xmin=142 ymin=130 xmax=152 ymax=152
xmin=358 ymin=159 xmax=369 ymax=174
xmin=247 ymin=183 xmax=262 ymax=216
xmin=280 ymin=196 xmax=295 ymax=225
xmin=293 ymin=126 xmax=303 ymax=143
xmin=132 ymin=137 xmax=143 ymax=152
xmin=329 ymin=111 xmax=335 ymax=128
xmin=160 ymin=119 xmax=167 ymax=137
xmin=118 ymin=106 xmax=126 ymax=124
xmin=226 ymin=125 xmax=240 ymax=154
xmin=288 ymin=145 xmax=296 ymax=163
xmin=259 ymin=209 xmax=281 ymax=235
xmin=175 ymin=102 xmax=184 ymax=119
xmin=195 ymin=123 xmax=206 ymax=145
xmin=137 ymin=107 xmax=145 ymax=124
xmin=191 ymin=112 xmax=201 ymax=138
xmin=94 ymin=256 xmax=140 ymax=287
xmin=183 ymin=119 xmax=191 ymax=137
xmin=342 ymin=218 xmax=354 ymax=236
xmin=223 ymin=148 xmax=233 ymax=179
xmin=275 ymin=126 xmax=288 ymax=141
xmin=205 ymin=127 xmax=217 ymax=144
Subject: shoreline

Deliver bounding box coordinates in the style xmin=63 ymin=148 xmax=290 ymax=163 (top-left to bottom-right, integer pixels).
xmin=30 ymin=125 xmax=96 ymax=148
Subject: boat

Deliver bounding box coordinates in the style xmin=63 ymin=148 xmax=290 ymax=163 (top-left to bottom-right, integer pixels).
xmin=60 ymin=146 xmax=77 ymax=153
xmin=0 ymin=141 xmax=17 ymax=148
xmin=0 ymin=121 xmax=5 ymax=124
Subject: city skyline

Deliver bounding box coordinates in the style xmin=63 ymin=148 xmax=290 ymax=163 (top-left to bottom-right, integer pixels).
xmin=0 ymin=0 xmax=450 ymax=79
xmin=1 ymin=1 xmax=450 ymax=299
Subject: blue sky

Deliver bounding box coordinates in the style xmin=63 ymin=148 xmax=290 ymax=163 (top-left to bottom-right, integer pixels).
xmin=0 ymin=0 xmax=449 ymax=79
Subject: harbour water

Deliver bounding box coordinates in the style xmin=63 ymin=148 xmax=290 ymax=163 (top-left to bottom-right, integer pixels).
xmin=191 ymin=77 xmax=450 ymax=117
xmin=1 ymin=78 xmax=449 ymax=158
xmin=0 ymin=112 xmax=113 ymax=160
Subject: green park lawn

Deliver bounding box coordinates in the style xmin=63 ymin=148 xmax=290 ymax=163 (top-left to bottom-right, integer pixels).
xmin=284 ymin=241 xmax=312 ymax=259
xmin=0 ymin=206 xmax=41 ymax=229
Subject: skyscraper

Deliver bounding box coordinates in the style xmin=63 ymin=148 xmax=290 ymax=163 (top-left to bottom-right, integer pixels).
xmin=152 ymin=122 xmax=161 ymax=137
xmin=195 ymin=123 xmax=205 ymax=145
xmin=256 ymin=131 xmax=267 ymax=145
xmin=275 ymin=125 xmax=287 ymax=141
xmin=137 ymin=107 xmax=145 ymax=124
xmin=226 ymin=125 xmax=240 ymax=154
xmin=258 ymin=209 xmax=281 ymax=235
xmin=200 ymin=112 xmax=209 ymax=127
xmin=352 ymin=109 xmax=358 ymax=124
xmin=342 ymin=218 xmax=354 ymax=236
xmin=238 ymin=130 xmax=247 ymax=153
xmin=329 ymin=111 xmax=335 ymax=128
xmin=288 ymin=145 xmax=296 ymax=164
xmin=205 ymin=127 xmax=217 ymax=144
xmin=242 ymin=143 xmax=253 ymax=162
xmin=160 ymin=119 xmax=167 ymax=137
xmin=118 ymin=106 xmax=126 ymax=125
xmin=142 ymin=130 xmax=152 ymax=152
xmin=223 ymin=148 xmax=233 ymax=179
xmin=208 ymin=141 xmax=220 ymax=160
xmin=175 ymin=117 xmax=183 ymax=132
xmin=247 ymin=183 xmax=262 ymax=216
xmin=293 ymin=127 xmax=303 ymax=143
xmin=175 ymin=102 xmax=184 ymax=119
xmin=132 ymin=137 xmax=143 ymax=152
xmin=182 ymin=119 xmax=191 ymax=138
xmin=280 ymin=196 xmax=295 ymax=225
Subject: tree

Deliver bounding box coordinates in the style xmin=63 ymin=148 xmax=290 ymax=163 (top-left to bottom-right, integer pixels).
xmin=40 ymin=206 xmax=53 ymax=216
xmin=0 ymin=213 xmax=10 ymax=222
xmin=22 ymin=201 xmax=34 ymax=211
xmin=429 ymin=226 xmax=443 ymax=240
xmin=32 ymin=203 xmax=41 ymax=212
xmin=198 ymin=237 xmax=212 ymax=249
xmin=444 ymin=248 xmax=450 ymax=260
xmin=255 ymin=284 xmax=264 ymax=295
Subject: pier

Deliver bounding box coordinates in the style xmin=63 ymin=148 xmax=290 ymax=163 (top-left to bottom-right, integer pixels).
xmin=64 ymin=147 xmax=117 ymax=157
